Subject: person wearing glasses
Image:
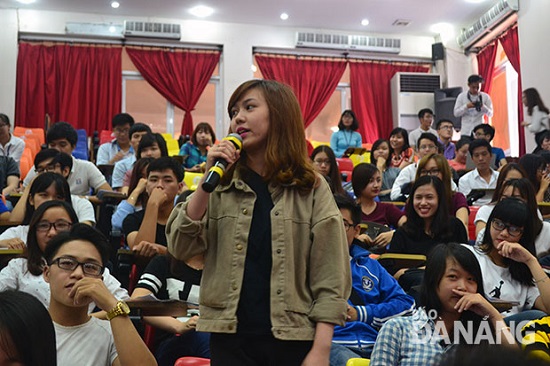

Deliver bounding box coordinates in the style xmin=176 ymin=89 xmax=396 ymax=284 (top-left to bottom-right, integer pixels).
xmin=464 ymin=198 xmax=550 ymax=324
xmin=0 ymin=113 xmax=25 ymax=163
xmin=0 ymin=201 xmax=128 ymax=311
xmin=436 ymin=119 xmax=456 ymax=160
xmin=310 ymin=145 xmax=346 ymax=195
xmin=96 ymin=113 xmax=136 ymax=165
xmin=43 ymin=223 xmax=156 ymax=366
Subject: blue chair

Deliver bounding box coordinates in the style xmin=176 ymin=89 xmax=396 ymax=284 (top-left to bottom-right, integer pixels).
xmin=73 ymin=129 xmax=89 ymax=160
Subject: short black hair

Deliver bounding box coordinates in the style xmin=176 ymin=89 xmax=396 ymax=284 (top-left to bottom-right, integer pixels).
xmin=334 ymin=193 xmax=361 ymax=226
xmin=147 ymin=157 xmax=185 ymax=182
xmin=112 ymin=113 xmax=135 ymax=129
xmin=23 ymin=172 xmax=72 ymax=225
xmin=34 ymin=148 xmax=60 ymax=169
xmin=44 ymin=223 xmax=110 ymax=267
xmin=435 ymin=119 xmax=454 ymax=130
xmin=417 ymin=108 xmax=434 ymax=120
xmin=468 ymin=138 xmax=492 ymax=157
xmin=337 ymin=110 xmax=360 ymax=131
xmin=137 ymin=133 xmax=168 ymax=158
xmin=129 ymin=123 xmax=152 ymax=139
xmin=50 ymin=152 xmax=73 ymax=171
xmin=455 ymin=136 xmax=472 ymax=150
xmin=0 ymin=113 xmax=10 ymax=126
xmin=46 ymin=122 xmax=77 ymax=147
xmin=473 ymin=123 xmax=495 ymax=140
xmin=417 ymin=132 xmax=438 ymax=148
xmin=467 ymin=74 xmax=484 ymax=84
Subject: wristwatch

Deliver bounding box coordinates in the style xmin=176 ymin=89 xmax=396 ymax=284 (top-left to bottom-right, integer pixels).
xmin=106 ymin=301 xmax=130 ymax=320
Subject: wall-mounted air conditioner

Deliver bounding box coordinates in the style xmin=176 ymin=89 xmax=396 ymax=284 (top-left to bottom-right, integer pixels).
xmin=65 ymin=22 xmax=124 ymax=38
xmin=295 ymin=32 xmax=401 ymax=54
xmin=457 ymin=0 xmax=518 ymax=51
xmin=391 ymin=73 xmax=441 ymax=131
xmin=124 ymin=21 xmax=181 ymax=40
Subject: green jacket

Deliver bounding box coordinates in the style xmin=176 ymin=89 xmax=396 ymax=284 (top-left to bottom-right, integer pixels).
xmin=166 ymin=170 xmax=351 ymax=340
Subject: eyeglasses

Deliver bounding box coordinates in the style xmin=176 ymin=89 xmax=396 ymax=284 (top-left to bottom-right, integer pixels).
xmin=313 ymin=159 xmax=331 ymax=166
xmin=50 ymin=256 xmax=104 ymax=276
xmin=474 ymin=132 xmax=488 ymax=138
xmin=113 ymin=128 xmax=130 ymax=135
xmin=36 ymin=164 xmax=58 ymax=174
xmin=491 ymin=218 xmax=523 ymax=237
xmin=419 ymin=144 xmax=437 ymax=151
xmin=420 ymin=168 xmax=440 ymax=176
xmin=0 ymin=123 xmax=8 ymax=128
xmin=343 ymin=220 xmax=354 ymax=232
xmin=36 ymin=220 xmax=72 ymax=233
xmin=438 ymin=125 xmax=453 ymax=130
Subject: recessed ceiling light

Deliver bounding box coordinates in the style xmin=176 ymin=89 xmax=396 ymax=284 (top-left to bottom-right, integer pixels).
xmin=189 ymin=5 xmax=214 ymax=18
xmin=16 ymin=0 xmax=36 ymax=4
xmin=361 ymin=19 xmax=369 ymax=26
xmin=280 ymin=13 xmax=289 ymax=20
xmin=110 ymin=1 xmax=120 ymax=8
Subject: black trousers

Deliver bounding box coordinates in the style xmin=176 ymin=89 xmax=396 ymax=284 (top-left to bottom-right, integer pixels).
xmin=210 ymin=333 xmax=313 ymax=366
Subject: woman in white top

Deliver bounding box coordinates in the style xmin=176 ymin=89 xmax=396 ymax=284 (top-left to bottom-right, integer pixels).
xmin=522 ymin=88 xmax=550 ymax=147
xmin=465 ymin=198 xmax=550 ymax=319
xmin=0 ymin=200 xmax=128 ymax=311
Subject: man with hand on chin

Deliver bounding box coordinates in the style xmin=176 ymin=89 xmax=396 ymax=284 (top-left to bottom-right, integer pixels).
xmin=43 ymin=224 xmax=157 ymax=366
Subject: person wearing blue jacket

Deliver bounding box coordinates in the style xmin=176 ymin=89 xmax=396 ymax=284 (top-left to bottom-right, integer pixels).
xmin=330 ymin=194 xmax=415 ymax=366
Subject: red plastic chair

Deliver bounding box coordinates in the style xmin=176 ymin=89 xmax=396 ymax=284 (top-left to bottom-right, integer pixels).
xmin=336 ymin=158 xmax=354 ymax=173
xmin=99 ymin=130 xmax=114 ymax=145
xmin=174 ymin=357 xmax=210 ymax=366
xmin=468 ymin=206 xmax=480 ymax=242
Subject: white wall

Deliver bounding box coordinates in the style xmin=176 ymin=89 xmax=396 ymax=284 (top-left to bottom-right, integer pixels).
xmin=518 ymin=0 xmax=550 ymax=153
xmin=0 ymin=9 xmax=19 ymax=124
xmin=1 ymin=9 xmax=437 ymax=133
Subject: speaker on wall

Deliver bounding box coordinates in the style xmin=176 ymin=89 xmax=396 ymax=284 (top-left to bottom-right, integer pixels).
xmin=432 ymin=43 xmax=445 ymax=61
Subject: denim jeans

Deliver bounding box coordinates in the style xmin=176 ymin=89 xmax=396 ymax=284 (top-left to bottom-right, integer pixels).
xmin=329 ymin=343 xmax=372 ymax=366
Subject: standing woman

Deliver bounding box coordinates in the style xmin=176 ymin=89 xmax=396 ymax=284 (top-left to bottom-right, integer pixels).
xmin=179 ymin=122 xmax=216 ymax=172
xmin=522 ymin=88 xmax=550 ymax=147
xmin=330 ymin=110 xmax=362 ymax=158
xmin=167 ymin=80 xmax=351 ymax=366
xmin=388 ymin=127 xmax=414 ymax=169
xmin=370 ymin=139 xmax=400 ymax=201
xmin=310 ymin=145 xmax=346 ymax=195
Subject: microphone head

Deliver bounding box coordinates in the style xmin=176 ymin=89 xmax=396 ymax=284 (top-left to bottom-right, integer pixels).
xmin=224 ymin=133 xmax=243 ymax=151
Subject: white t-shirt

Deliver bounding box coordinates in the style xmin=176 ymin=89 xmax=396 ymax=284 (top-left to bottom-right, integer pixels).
xmin=54 ymin=317 xmax=118 ymax=366
xmin=463 ymin=244 xmax=540 ymax=315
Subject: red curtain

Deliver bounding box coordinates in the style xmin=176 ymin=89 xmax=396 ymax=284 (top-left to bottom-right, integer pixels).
xmin=349 ymin=61 xmax=430 ymax=143
xmin=499 ymin=27 xmax=525 ymax=155
xmin=255 ymin=55 xmax=346 ymax=128
xmin=15 ymin=43 xmax=122 ymax=134
xmin=126 ymin=48 xmax=220 ymax=136
xmin=476 ymin=40 xmax=498 ymax=94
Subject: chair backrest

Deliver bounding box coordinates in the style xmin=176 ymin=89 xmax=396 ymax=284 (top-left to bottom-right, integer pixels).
xmin=174 ymin=357 xmax=211 ymax=366
xmin=19 ymin=148 xmax=34 ymax=180
xmin=22 ymin=134 xmax=40 ymax=159
xmin=468 ymin=205 xmax=480 ymax=241
xmin=100 ymin=130 xmax=113 ymax=145
xmin=336 ymin=157 xmax=354 ymax=172
xmin=13 ymin=127 xmax=46 ymax=146
xmin=183 ymin=172 xmax=204 ymax=190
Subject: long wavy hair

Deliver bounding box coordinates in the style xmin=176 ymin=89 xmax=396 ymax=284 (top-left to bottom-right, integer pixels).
xmin=224 ymin=80 xmax=316 ymax=194
xmin=524 ymin=88 xmax=550 ymax=115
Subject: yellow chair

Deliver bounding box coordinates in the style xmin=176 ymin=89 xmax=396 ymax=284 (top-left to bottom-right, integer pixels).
xmin=349 ymin=152 xmax=371 ymax=167
xmin=165 ymin=139 xmax=180 ymax=157
xmin=346 ymin=358 xmax=370 ymax=366
xmin=310 ymin=140 xmax=329 ymax=149
xmin=183 ymin=172 xmax=204 ymax=191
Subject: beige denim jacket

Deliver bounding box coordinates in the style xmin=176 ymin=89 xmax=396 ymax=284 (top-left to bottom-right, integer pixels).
xmin=166 ymin=171 xmax=351 ymax=340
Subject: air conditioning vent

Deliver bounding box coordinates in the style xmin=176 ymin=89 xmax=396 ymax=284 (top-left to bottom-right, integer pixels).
xmin=457 ymin=0 xmax=518 ymax=50
xmin=296 ymin=32 xmax=401 ymax=54
xmin=124 ymin=21 xmax=181 ymax=40
xmin=399 ymin=74 xmax=441 ymax=93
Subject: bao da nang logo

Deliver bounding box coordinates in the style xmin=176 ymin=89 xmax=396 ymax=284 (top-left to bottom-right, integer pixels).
xmin=411 ymin=309 xmax=531 ymax=345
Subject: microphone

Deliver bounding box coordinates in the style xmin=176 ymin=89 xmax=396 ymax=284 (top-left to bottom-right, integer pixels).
xmin=202 ymin=133 xmax=243 ymax=193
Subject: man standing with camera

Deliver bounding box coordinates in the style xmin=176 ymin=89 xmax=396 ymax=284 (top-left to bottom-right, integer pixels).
xmin=454 ymin=74 xmax=494 ymax=137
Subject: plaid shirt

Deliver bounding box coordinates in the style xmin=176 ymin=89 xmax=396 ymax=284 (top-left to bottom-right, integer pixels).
xmin=179 ymin=142 xmax=207 ymax=169
xmin=370 ymin=308 xmax=452 ymax=366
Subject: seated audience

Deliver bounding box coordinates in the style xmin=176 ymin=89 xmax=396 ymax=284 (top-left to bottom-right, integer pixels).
xmin=329 ymin=194 xmax=414 ymax=365
xmin=352 ymin=163 xmax=406 ymax=252
xmin=436 ymin=119 xmax=456 ymax=160
xmin=330 ymin=110 xmax=362 ymax=158
xmin=0 ymin=290 xmax=57 ymax=366
xmin=408 ymin=108 xmax=438 ymax=149
xmin=131 ymin=253 xmax=210 ymax=366
xmin=310 ymin=145 xmax=346 ymax=195
xmin=96 ymin=113 xmax=135 ymax=165
xmin=179 ymin=122 xmax=216 ymax=172
xmin=448 ymin=136 xmax=471 ymax=176
xmin=458 ymin=139 xmax=499 ymax=205
xmin=472 ymin=123 xmax=507 ymax=169
xmin=23 ymin=122 xmax=112 ymax=201
xmin=390 ymin=133 xmax=445 ymax=201
xmin=111 ymin=157 xmax=154 ymax=232
xmin=534 ymin=130 xmax=550 ymax=154
xmin=519 ymin=153 xmax=550 ymax=202
xmin=371 ymin=243 xmax=515 ymax=366
xmin=0 ymin=154 xmax=19 ymax=197
xmin=388 ymin=176 xmax=468 ymax=286
xmin=464 ymin=198 xmax=550 ymax=320
xmin=43 ymin=224 xmax=156 ymax=366
xmin=0 ymin=113 xmax=25 ymax=163
xmin=369 ymin=138 xmax=400 ymax=201
xmin=0 ymin=201 xmax=129 ymax=310
xmin=389 ymin=127 xmax=414 ymax=169
xmin=123 ymin=157 xmax=184 ymax=259
xmin=0 ymin=172 xmax=94 ymax=249
xmin=111 ymin=122 xmax=152 ymax=190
